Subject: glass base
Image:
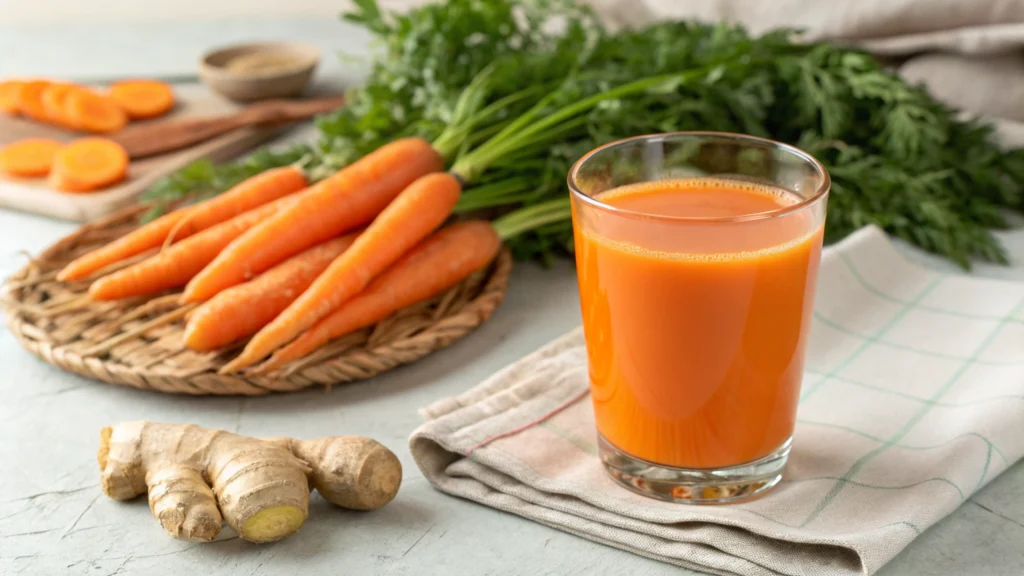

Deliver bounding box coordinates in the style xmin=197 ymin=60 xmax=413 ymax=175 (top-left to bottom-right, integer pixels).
xmin=598 ymin=435 xmax=790 ymax=504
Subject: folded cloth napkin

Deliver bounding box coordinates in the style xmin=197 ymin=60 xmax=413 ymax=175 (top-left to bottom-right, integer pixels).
xmin=410 ymin=225 xmax=1024 ymax=576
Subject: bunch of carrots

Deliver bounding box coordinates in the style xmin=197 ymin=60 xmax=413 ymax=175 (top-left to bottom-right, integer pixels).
xmin=57 ymin=63 xmax=644 ymax=372
xmin=0 ymin=78 xmax=173 ymax=191
xmin=58 ymin=137 xmax=517 ymax=374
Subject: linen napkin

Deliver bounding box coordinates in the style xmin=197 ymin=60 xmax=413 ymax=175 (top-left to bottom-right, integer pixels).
xmin=410 ymin=225 xmax=1024 ymax=576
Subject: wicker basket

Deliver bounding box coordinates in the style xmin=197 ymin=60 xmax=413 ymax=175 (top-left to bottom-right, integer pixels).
xmin=1 ymin=206 xmax=510 ymax=395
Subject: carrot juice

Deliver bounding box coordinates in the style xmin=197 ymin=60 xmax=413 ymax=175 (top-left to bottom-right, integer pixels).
xmin=574 ymin=177 xmax=824 ymax=470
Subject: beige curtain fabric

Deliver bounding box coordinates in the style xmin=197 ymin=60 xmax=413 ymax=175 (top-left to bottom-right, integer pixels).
xmin=596 ymin=0 xmax=1024 ymax=52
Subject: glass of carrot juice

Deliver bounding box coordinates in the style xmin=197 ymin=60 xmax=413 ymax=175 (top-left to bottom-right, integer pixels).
xmin=569 ymin=132 xmax=829 ymax=504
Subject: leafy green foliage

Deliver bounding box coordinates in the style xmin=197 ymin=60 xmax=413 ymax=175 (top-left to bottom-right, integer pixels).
xmin=147 ymin=0 xmax=1024 ymax=267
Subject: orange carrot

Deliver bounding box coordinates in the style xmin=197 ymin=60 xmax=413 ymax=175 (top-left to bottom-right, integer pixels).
xmin=109 ymin=80 xmax=175 ymax=119
xmin=64 ymin=90 xmax=127 ymax=133
xmin=220 ymin=171 xmax=462 ymax=373
xmin=57 ymin=165 xmax=307 ymax=282
xmin=0 ymin=138 xmax=63 ymax=177
xmin=183 ymin=232 xmax=360 ymax=351
xmin=88 ymin=196 xmax=294 ymax=300
xmin=0 ymin=81 xmax=25 ymax=114
xmin=256 ymin=221 xmax=500 ymax=373
xmin=48 ymin=138 xmax=128 ymax=192
xmin=182 ymin=137 xmax=443 ymax=303
xmin=17 ymin=80 xmax=52 ymax=122
xmin=41 ymin=83 xmax=81 ymax=127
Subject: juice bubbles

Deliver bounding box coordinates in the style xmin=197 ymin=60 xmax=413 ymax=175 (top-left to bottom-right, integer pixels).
xmin=574 ymin=177 xmax=823 ymax=469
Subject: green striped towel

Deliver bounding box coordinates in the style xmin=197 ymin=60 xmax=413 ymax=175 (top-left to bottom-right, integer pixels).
xmin=410 ymin=225 xmax=1024 ymax=576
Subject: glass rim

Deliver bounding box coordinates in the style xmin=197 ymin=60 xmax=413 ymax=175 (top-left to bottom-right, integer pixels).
xmin=567 ymin=131 xmax=831 ymax=224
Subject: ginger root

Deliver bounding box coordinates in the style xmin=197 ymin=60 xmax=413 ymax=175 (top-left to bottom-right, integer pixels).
xmin=97 ymin=421 xmax=402 ymax=543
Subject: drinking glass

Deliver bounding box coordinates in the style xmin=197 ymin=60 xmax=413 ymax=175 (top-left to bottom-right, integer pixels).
xmin=569 ymin=132 xmax=829 ymax=503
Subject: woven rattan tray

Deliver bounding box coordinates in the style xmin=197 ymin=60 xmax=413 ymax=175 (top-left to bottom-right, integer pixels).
xmin=1 ymin=206 xmax=510 ymax=395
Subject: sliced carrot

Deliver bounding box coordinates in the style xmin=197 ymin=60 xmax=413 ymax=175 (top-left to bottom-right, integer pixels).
xmin=64 ymin=90 xmax=127 ymax=133
xmin=49 ymin=169 xmax=117 ymax=194
xmin=221 ymin=171 xmax=462 ymax=373
xmin=182 ymin=137 xmax=443 ymax=303
xmin=0 ymin=138 xmax=64 ymax=177
xmin=48 ymin=138 xmax=128 ymax=192
xmin=17 ymin=80 xmax=52 ymax=122
xmin=183 ymin=232 xmax=360 ymax=351
xmin=255 ymin=221 xmax=500 ymax=373
xmin=41 ymin=83 xmax=81 ymax=128
xmin=57 ymin=166 xmax=307 ymax=282
xmin=109 ymin=80 xmax=175 ymax=119
xmin=47 ymin=171 xmax=81 ymax=191
xmin=88 ymin=196 xmax=296 ymax=300
xmin=0 ymin=81 xmax=25 ymax=114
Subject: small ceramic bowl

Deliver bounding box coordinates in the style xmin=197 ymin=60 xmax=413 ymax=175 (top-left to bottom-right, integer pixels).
xmin=199 ymin=42 xmax=320 ymax=102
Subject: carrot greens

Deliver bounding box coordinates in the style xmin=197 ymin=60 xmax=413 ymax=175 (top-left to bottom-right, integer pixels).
xmin=148 ymin=0 xmax=1024 ymax=268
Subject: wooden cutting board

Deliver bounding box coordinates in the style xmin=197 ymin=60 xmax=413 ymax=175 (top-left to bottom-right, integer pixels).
xmin=0 ymin=88 xmax=282 ymax=222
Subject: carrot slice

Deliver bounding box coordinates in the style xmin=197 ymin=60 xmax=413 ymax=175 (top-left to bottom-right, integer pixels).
xmin=41 ymin=83 xmax=81 ymax=128
xmin=17 ymin=80 xmax=52 ymax=122
xmin=182 ymin=137 xmax=443 ymax=303
xmin=49 ymin=138 xmax=128 ymax=192
xmin=109 ymin=80 xmax=175 ymax=119
xmin=221 ymin=171 xmax=462 ymax=373
xmin=57 ymin=166 xmax=307 ymax=282
xmin=65 ymin=90 xmax=127 ymax=133
xmin=256 ymin=221 xmax=500 ymax=373
xmin=0 ymin=81 xmax=25 ymax=114
xmin=87 ymin=196 xmax=295 ymax=300
xmin=47 ymin=171 xmax=82 ymax=191
xmin=0 ymin=138 xmax=64 ymax=177
xmin=183 ymin=232 xmax=360 ymax=351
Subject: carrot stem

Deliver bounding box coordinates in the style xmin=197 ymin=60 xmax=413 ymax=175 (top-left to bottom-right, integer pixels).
xmin=490 ymin=197 xmax=572 ymax=241
xmin=453 ymin=177 xmax=534 ymax=213
xmin=432 ymin=81 xmax=548 ymax=160
xmin=451 ymin=65 xmax=729 ymax=182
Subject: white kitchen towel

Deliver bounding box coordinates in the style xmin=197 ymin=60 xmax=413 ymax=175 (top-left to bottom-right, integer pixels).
xmin=410 ymin=225 xmax=1024 ymax=576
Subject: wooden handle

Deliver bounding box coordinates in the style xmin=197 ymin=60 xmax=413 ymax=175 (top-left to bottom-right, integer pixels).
xmin=235 ymin=97 xmax=346 ymax=124
xmin=113 ymin=96 xmax=345 ymax=160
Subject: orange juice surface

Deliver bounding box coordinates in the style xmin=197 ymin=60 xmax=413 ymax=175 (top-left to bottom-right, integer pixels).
xmin=574 ymin=178 xmax=823 ymax=469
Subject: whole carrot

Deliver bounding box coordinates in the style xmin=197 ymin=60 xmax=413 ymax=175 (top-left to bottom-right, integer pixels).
xmin=220 ymin=171 xmax=462 ymax=373
xmin=254 ymin=221 xmax=501 ymax=374
xmin=88 ymin=196 xmax=294 ymax=301
xmin=183 ymin=232 xmax=360 ymax=352
xmin=182 ymin=137 xmax=443 ymax=303
xmin=59 ymin=166 xmax=307 ymax=282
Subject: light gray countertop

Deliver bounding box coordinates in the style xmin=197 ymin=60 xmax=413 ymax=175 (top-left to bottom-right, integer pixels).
xmin=2 ymin=17 xmax=1023 ymax=576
